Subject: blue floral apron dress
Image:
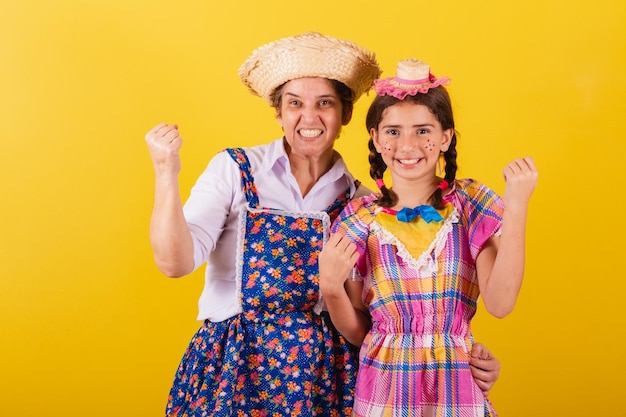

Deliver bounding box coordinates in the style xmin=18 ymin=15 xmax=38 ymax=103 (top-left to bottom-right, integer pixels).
xmin=166 ymin=148 xmax=357 ymax=416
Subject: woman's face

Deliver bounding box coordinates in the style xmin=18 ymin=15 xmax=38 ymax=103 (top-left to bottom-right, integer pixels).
xmin=372 ymin=101 xmax=453 ymax=185
xmin=277 ymin=77 xmax=346 ymax=160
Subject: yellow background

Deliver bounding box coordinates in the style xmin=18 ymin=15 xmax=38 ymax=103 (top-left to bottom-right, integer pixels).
xmin=1 ymin=0 xmax=625 ymax=416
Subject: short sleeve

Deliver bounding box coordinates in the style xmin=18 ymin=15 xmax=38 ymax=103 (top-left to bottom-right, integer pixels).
xmin=445 ymin=179 xmax=504 ymax=260
xmin=183 ymin=150 xmax=239 ymax=270
xmin=331 ymin=195 xmax=377 ymax=278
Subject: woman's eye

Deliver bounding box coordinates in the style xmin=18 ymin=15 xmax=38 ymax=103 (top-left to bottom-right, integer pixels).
xmin=417 ymin=129 xmax=429 ymax=135
xmin=387 ymin=129 xmax=399 ymax=136
xmin=319 ymin=100 xmax=331 ymax=106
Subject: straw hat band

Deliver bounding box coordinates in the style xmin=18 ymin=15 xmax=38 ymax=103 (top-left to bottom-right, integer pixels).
xmin=394 ymin=75 xmax=432 ymax=85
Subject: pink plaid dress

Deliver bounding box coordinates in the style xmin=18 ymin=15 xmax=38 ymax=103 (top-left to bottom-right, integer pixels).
xmin=333 ymin=179 xmax=503 ymax=417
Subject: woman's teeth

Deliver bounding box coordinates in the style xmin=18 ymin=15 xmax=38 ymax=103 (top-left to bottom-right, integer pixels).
xmin=300 ymin=129 xmax=322 ymax=138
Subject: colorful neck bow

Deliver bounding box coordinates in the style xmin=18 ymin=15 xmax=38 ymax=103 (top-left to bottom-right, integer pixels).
xmin=396 ymin=205 xmax=443 ymax=223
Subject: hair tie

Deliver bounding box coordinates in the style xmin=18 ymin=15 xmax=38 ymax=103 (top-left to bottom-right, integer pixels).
xmin=375 ymin=178 xmax=386 ymax=190
xmin=437 ymin=180 xmax=449 ymax=190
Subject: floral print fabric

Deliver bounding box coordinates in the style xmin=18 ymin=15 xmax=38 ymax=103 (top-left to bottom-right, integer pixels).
xmin=166 ymin=148 xmax=357 ymax=416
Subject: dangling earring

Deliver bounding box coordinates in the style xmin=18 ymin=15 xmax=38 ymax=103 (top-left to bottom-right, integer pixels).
xmin=436 ymin=152 xmax=445 ymax=177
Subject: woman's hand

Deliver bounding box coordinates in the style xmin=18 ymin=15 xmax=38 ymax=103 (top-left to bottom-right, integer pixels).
xmin=319 ymin=232 xmax=369 ymax=346
xmin=318 ymin=233 xmax=359 ymax=297
xmin=145 ymin=122 xmax=183 ymax=176
xmin=469 ymin=342 xmax=501 ymax=396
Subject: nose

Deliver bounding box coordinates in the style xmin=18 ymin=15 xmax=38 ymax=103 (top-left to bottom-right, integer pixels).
xmin=300 ymin=105 xmax=320 ymax=123
xmin=398 ymin=133 xmax=417 ymax=151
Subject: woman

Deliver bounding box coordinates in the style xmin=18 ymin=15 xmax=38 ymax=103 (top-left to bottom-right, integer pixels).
xmin=145 ymin=32 xmax=499 ymax=417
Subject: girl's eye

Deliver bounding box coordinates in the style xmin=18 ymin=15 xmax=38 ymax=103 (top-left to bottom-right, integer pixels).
xmin=386 ymin=129 xmax=399 ymax=136
xmin=418 ymin=128 xmax=429 ymax=135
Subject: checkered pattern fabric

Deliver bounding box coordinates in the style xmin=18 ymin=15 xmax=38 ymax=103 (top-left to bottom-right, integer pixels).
xmin=333 ymin=179 xmax=504 ymax=417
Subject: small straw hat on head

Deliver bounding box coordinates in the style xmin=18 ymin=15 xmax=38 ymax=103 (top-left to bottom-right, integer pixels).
xmin=373 ymin=58 xmax=451 ymax=99
xmin=239 ymin=31 xmax=381 ymax=105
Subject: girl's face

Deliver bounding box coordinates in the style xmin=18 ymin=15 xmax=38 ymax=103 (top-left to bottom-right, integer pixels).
xmin=276 ymin=77 xmax=348 ymax=161
xmin=372 ymin=101 xmax=453 ymax=185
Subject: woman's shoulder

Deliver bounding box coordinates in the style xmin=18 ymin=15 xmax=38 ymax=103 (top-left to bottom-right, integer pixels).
xmin=220 ymin=140 xmax=277 ymax=163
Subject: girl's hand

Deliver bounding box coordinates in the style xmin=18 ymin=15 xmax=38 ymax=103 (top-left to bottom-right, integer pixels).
xmin=319 ymin=233 xmax=359 ymax=297
xmin=145 ymin=122 xmax=183 ymax=176
xmin=502 ymin=156 xmax=538 ymax=209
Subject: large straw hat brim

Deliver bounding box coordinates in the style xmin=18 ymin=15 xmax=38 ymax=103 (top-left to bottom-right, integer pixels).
xmin=239 ymin=32 xmax=381 ymax=104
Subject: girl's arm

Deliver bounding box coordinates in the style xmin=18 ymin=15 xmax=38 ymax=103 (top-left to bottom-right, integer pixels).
xmin=476 ymin=157 xmax=538 ymax=318
xmin=319 ymin=233 xmax=371 ymax=346
xmin=145 ymin=123 xmax=195 ymax=278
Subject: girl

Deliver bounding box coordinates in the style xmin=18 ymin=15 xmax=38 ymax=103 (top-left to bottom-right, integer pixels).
xmin=319 ymin=58 xmax=538 ymax=416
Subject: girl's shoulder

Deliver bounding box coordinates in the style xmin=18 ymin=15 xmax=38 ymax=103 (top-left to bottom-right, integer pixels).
xmin=345 ymin=193 xmax=379 ymax=214
xmin=446 ymin=178 xmax=504 ymax=223
xmin=335 ymin=193 xmax=379 ymax=227
xmin=448 ymin=178 xmax=501 ymax=206
xmin=332 ymin=193 xmax=379 ymax=237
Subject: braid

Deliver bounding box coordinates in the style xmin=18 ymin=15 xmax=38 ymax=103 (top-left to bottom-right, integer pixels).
xmin=431 ymin=179 xmax=444 ymax=210
xmin=444 ymin=133 xmax=458 ymax=184
xmin=431 ymin=132 xmax=458 ymax=209
xmin=368 ymin=138 xmax=398 ymax=207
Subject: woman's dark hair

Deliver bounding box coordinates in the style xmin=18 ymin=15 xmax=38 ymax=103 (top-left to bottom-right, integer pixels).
xmin=366 ymin=86 xmax=458 ymax=209
xmin=271 ymin=79 xmax=354 ymax=125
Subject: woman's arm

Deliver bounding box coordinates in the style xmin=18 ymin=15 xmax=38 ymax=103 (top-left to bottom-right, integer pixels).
xmin=145 ymin=123 xmax=194 ymax=277
xmin=319 ymin=233 xmax=370 ymax=346
xmin=476 ymin=157 xmax=538 ymax=318
xmin=469 ymin=342 xmax=501 ymax=396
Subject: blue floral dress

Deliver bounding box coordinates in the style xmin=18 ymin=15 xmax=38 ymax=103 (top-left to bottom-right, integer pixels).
xmin=166 ymin=148 xmax=358 ymax=417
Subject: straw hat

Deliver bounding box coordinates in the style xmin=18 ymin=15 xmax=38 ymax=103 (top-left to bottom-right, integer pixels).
xmin=239 ymin=32 xmax=381 ymax=105
xmin=373 ymin=58 xmax=451 ymax=99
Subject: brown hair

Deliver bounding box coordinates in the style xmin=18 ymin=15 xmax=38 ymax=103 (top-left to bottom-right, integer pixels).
xmin=366 ymin=86 xmax=458 ymax=209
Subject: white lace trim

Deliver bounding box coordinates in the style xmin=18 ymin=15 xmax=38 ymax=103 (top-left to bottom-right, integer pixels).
xmin=234 ymin=205 xmax=331 ymax=315
xmin=370 ymin=207 xmax=460 ymax=275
